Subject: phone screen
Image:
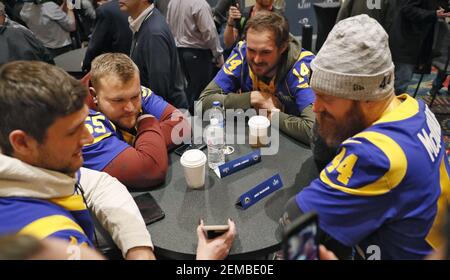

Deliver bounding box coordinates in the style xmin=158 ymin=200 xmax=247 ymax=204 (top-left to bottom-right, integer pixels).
xmin=287 ymin=223 xmax=318 ymax=260
xmin=174 ymin=143 xmax=206 ymax=156
xmin=283 ymin=212 xmax=319 ymax=260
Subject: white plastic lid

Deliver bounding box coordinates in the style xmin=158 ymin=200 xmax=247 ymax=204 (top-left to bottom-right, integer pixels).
xmin=180 ymin=149 xmax=207 ymax=168
xmin=248 ymin=115 xmax=270 ymax=129
xmin=210 ymin=118 xmax=219 ymax=126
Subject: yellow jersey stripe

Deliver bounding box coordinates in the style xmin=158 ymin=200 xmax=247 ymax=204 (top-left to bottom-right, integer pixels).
xmin=49 ymin=195 xmax=86 ymax=212
xmin=298 ymin=51 xmax=314 ymax=61
xmin=374 ymin=94 xmax=419 ymax=125
xmin=83 ymin=132 xmax=112 ymax=146
xmin=426 ymin=157 xmax=450 ymax=249
xmin=320 ymin=131 xmax=407 ymax=196
xmin=297 ymin=83 xmax=310 ymax=89
xmin=18 ymin=215 xmax=85 ymax=240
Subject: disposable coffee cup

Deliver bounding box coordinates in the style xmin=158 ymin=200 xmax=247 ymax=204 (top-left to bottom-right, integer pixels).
xmin=180 ymin=149 xmax=207 ymax=189
xmin=248 ymin=115 xmax=270 ymax=148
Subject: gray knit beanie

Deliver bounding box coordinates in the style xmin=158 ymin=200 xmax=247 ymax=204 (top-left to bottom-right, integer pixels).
xmin=310 ymin=14 xmax=394 ymax=101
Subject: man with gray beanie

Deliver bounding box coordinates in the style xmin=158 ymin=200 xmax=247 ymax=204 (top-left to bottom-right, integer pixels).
xmin=281 ymin=15 xmax=449 ymax=260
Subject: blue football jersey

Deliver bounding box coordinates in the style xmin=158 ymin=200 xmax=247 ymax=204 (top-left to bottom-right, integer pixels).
xmin=214 ymin=41 xmax=315 ymax=114
xmin=140 ymin=86 xmax=169 ymax=119
xmin=296 ymin=94 xmax=449 ymax=259
xmin=82 ymin=86 xmax=169 ymax=171
xmin=0 ymin=191 xmax=95 ymax=247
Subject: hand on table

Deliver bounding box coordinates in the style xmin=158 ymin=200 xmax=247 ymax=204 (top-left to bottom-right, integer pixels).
xmin=250 ymin=91 xmax=283 ymax=118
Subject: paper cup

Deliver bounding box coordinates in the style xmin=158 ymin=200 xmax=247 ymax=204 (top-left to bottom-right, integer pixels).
xmin=180 ymin=149 xmax=207 ymax=189
xmin=248 ymin=115 xmax=270 ymax=148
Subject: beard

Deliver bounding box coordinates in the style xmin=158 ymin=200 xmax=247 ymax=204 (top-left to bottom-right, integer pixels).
xmin=249 ymin=60 xmax=279 ymax=79
xmin=35 ymin=148 xmax=82 ymax=176
xmin=316 ymin=102 xmax=367 ymax=148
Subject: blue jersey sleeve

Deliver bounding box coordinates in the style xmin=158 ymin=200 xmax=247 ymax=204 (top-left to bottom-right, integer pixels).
xmin=140 ymin=86 xmax=169 ymax=120
xmin=213 ymin=41 xmax=245 ymax=93
xmin=285 ymin=50 xmax=315 ymax=112
xmin=296 ymin=132 xmax=408 ymax=246
xmin=0 ymin=198 xmax=93 ymax=247
xmin=82 ymin=110 xmax=129 ymax=171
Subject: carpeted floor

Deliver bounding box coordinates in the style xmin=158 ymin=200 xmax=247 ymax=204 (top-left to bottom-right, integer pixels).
xmin=407 ymin=68 xmax=449 ymax=161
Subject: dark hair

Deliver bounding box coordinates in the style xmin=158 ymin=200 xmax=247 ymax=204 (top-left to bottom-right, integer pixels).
xmin=0 ymin=61 xmax=87 ymax=155
xmin=244 ymin=10 xmax=289 ymax=49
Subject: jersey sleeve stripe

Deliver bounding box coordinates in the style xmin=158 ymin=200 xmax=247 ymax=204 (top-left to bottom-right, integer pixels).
xmin=18 ymin=215 xmax=86 ymax=240
xmin=49 ymin=195 xmax=86 ymax=212
xmin=320 ymin=131 xmax=407 ymax=196
xmin=425 ymin=157 xmax=450 ymax=249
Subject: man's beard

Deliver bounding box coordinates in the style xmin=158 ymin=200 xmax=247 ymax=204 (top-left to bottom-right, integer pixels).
xmin=36 ymin=149 xmax=81 ymax=176
xmin=317 ymin=102 xmax=367 ymax=148
xmin=249 ymin=60 xmax=279 ymax=79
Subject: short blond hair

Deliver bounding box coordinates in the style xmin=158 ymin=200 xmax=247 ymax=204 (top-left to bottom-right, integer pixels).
xmin=90 ymin=53 xmax=139 ymax=90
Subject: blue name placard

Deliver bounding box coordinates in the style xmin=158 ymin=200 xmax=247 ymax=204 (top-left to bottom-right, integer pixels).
xmin=214 ymin=150 xmax=261 ymax=178
xmin=236 ymin=174 xmax=283 ymax=210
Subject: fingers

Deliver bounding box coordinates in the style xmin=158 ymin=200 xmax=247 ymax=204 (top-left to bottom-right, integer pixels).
xmin=226 ymin=218 xmax=237 ymax=239
xmin=228 ymin=6 xmax=242 ymax=20
xmin=196 ymin=219 xmax=206 ymax=242
xmin=319 ymin=245 xmax=338 ymax=260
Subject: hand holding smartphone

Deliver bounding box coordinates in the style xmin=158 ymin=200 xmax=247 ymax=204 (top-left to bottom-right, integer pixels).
xmin=203 ymin=224 xmax=230 ymax=239
xmin=282 ymin=212 xmax=319 ymax=260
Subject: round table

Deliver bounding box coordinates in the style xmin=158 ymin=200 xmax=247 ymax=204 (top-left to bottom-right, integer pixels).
xmin=140 ymin=124 xmax=318 ymax=259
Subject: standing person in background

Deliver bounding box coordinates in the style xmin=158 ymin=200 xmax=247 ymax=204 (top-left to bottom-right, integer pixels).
xmin=167 ymin=0 xmax=224 ymax=113
xmin=336 ymin=0 xmax=396 ymax=32
xmin=0 ymin=2 xmax=54 ymax=65
xmin=20 ymin=0 xmax=76 ymax=59
xmin=82 ymin=0 xmax=132 ymax=72
xmin=224 ymin=0 xmax=281 ymax=50
xmin=154 ymin=0 xmax=170 ymax=17
xmin=389 ymin=0 xmax=450 ymax=95
xmin=119 ymin=0 xmax=188 ymax=109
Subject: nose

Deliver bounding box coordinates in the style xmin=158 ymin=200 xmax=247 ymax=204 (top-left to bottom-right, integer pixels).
xmin=124 ymin=101 xmax=135 ymax=113
xmin=253 ymin=53 xmax=262 ymax=65
xmin=81 ymin=125 xmax=94 ymax=146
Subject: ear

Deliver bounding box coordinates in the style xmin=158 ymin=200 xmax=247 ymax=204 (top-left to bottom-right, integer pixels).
xmin=89 ymin=87 xmax=98 ymax=104
xmin=8 ymin=130 xmax=38 ymax=158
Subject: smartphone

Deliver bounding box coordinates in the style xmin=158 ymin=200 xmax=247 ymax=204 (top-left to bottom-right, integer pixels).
xmin=282 ymin=212 xmax=319 ymax=260
xmin=232 ymin=0 xmax=241 ymax=28
xmin=133 ymin=193 xmax=165 ymax=225
xmin=203 ymin=225 xmax=230 ymax=239
xmin=174 ymin=143 xmax=207 ymax=156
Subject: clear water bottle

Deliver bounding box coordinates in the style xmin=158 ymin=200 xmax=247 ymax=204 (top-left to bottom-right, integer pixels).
xmin=206 ymin=118 xmax=225 ymax=170
xmin=210 ymin=101 xmax=225 ymax=128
